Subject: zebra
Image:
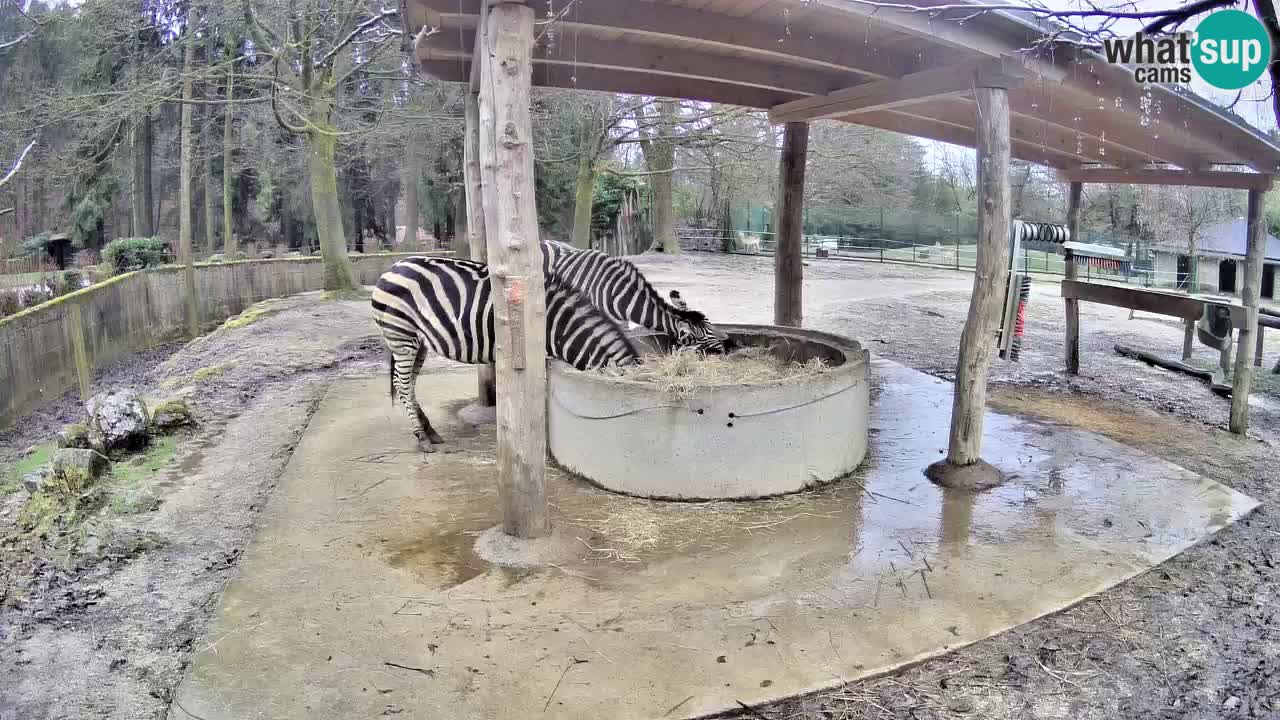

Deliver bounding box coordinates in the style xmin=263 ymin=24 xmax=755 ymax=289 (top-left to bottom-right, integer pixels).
xmin=371 ymin=256 xmax=640 ymax=453
xmin=540 ymin=240 xmax=733 ymax=354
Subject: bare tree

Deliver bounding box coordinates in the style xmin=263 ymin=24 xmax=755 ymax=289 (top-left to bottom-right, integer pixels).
xmin=244 ymin=0 xmax=401 ymax=293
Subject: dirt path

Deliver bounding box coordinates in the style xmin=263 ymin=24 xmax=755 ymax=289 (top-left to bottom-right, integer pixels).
xmin=0 ymin=293 xmax=455 ymax=720
xmin=2 ymin=256 xmax=1277 ymax=719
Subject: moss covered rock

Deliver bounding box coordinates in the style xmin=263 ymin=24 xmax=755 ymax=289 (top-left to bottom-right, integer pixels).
xmin=151 ymin=398 xmax=193 ymax=432
xmin=57 ymin=423 xmax=92 ymax=449
xmin=87 ymin=389 xmax=151 ymax=453
xmin=49 ymin=448 xmax=110 ymax=496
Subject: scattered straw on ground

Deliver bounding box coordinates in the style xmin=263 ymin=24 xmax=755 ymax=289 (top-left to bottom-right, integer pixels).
xmin=606 ymin=346 xmax=832 ymax=398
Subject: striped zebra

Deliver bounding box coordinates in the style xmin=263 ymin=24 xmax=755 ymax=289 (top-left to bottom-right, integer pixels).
xmin=541 ymin=240 xmax=733 ymax=354
xmin=372 ymin=256 xmax=640 ymax=452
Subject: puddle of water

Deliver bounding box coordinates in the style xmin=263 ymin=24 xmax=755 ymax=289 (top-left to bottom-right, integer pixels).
xmin=386 ymin=530 xmax=488 ymax=588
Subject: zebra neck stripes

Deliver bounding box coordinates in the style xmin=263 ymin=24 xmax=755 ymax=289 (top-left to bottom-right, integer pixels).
xmin=540 ymin=240 xmax=726 ymax=352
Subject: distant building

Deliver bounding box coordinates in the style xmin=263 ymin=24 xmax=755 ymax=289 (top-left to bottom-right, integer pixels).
xmin=1151 ymin=218 xmax=1280 ymax=298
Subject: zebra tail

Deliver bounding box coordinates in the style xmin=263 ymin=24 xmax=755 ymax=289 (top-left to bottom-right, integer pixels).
xmin=386 ymin=343 xmax=396 ymax=405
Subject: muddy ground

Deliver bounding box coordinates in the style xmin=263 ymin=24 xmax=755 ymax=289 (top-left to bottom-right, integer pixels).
xmin=1 ymin=254 xmax=1278 ymax=719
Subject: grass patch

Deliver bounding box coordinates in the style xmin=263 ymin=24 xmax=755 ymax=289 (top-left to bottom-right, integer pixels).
xmin=1 ymin=442 xmax=56 ymax=497
xmin=107 ymin=435 xmax=177 ymax=514
xmin=222 ymin=301 xmax=282 ymax=330
xmin=192 ymin=363 xmax=230 ymax=382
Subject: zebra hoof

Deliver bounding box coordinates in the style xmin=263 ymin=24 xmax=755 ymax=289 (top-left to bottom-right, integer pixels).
xmin=417 ymin=439 xmax=438 ymax=454
xmin=427 ymin=430 xmax=446 ymax=445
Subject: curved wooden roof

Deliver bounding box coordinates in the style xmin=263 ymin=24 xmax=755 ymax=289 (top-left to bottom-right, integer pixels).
xmin=404 ymin=0 xmax=1280 ymax=187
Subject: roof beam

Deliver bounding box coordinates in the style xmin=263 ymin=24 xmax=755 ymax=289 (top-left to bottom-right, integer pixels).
xmin=413 ymin=0 xmax=927 ymax=81
xmin=1058 ymin=60 xmax=1278 ymax=171
xmin=1058 ymin=167 xmax=1274 ymax=191
xmin=847 ymin=110 xmax=1080 ymax=169
xmin=1006 ymin=89 xmax=1206 ymax=170
xmin=422 ymin=27 xmax=845 ymax=98
xmin=810 ymin=0 xmax=1065 ymax=82
xmin=769 ymin=59 xmax=1023 ymax=124
xmin=880 ymin=97 xmax=1152 ymax=169
xmin=420 ymin=59 xmax=804 ymax=109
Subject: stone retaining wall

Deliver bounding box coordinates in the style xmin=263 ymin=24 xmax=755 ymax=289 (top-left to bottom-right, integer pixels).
xmin=0 ymin=253 xmax=440 ymax=427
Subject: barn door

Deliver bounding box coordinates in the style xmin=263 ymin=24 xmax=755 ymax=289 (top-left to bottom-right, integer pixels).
xmin=1219 ymin=259 xmax=1238 ymax=294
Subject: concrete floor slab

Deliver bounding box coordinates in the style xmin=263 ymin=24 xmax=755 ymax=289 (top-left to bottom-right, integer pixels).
xmin=169 ymin=360 xmax=1258 ymax=720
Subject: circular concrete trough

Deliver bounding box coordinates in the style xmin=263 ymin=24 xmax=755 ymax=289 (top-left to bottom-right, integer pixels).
xmin=547 ymin=324 xmax=871 ymax=500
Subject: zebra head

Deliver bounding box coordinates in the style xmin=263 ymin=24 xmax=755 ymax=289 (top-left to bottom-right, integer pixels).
xmin=667 ymin=291 xmax=732 ymax=354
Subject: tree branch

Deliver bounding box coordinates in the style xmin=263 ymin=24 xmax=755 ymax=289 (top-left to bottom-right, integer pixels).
xmin=0 ymin=139 xmax=37 ymax=189
xmin=242 ymin=0 xmax=283 ymax=54
xmin=317 ymin=9 xmax=399 ymax=68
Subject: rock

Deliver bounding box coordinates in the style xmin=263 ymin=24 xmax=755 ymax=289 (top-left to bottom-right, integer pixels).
xmin=150 ymin=398 xmax=193 ymax=432
xmin=1224 ymin=696 xmax=1241 ymax=710
xmin=57 ymin=423 xmax=92 ymax=449
xmin=22 ymin=466 xmax=51 ymax=494
xmin=21 ymin=444 xmax=38 ymax=457
xmin=86 ymin=389 xmax=151 ymax=453
xmin=49 ymin=448 xmax=110 ymax=495
xmin=946 ymin=696 xmax=976 ymax=714
xmin=208 ymin=253 xmax=226 ymax=263
xmin=258 ymin=249 xmax=276 ymax=259
xmin=285 ymin=251 xmax=304 ymax=258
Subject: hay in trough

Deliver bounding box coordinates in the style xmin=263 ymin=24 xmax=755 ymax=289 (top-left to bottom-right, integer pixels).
xmin=605 ymin=345 xmax=832 ymax=398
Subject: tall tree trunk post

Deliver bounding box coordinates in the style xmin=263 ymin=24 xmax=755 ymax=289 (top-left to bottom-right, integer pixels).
xmin=403 ymin=142 xmax=420 ymax=252
xmin=179 ymin=19 xmax=199 ymax=337
xmin=1230 ymin=186 xmax=1269 ymax=434
xmin=570 ymin=113 xmax=600 ymax=250
xmin=570 ymin=148 xmax=596 ymax=250
xmin=1064 ymin=181 xmax=1082 ymax=373
xmin=774 ymin=121 xmax=808 ymax=328
xmin=465 ymin=90 xmax=497 ymax=407
xmin=926 ymin=83 xmax=1013 ymax=490
xmin=143 ymin=113 xmax=155 ymax=236
xmin=306 ymin=79 xmax=360 ymax=293
xmin=131 ymin=118 xmax=149 ymax=237
xmin=479 ymin=2 xmax=549 ymax=539
xmin=223 ymin=64 xmax=236 ymax=257
xmin=641 ymin=100 xmax=679 ymax=253
xmin=203 ymin=114 xmax=218 ymax=254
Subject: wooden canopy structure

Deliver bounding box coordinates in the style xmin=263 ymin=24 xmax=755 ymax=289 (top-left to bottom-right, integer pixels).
xmin=402 ymin=0 xmax=1280 ymax=536
xmin=408 ymin=0 xmax=1280 ymax=181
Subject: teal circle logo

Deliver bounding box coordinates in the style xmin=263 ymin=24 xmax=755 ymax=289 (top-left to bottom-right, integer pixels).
xmin=1192 ymin=10 xmax=1272 ymax=90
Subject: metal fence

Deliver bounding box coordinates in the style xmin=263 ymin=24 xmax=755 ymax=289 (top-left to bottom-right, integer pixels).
xmin=678 ymin=227 xmax=1186 ymax=288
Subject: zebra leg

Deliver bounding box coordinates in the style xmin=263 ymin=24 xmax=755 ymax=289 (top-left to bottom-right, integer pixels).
xmin=389 ymin=338 xmax=439 ymax=453
xmin=408 ymin=344 xmax=446 ymax=446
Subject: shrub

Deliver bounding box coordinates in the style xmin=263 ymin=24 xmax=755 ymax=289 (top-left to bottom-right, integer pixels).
xmin=44 ymin=270 xmax=83 ymax=299
xmin=0 ymin=289 xmax=19 ymax=319
xmin=102 ymin=237 xmax=167 ymax=273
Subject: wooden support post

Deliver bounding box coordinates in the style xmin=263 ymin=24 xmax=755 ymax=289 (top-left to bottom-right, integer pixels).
xmin=478 ymin=2 xmax=550 ymax=539
xmin=1230 ymin=187 xmax=1268 ymax=434
xmin=774 ymin=122 xmax=808 ymax=328
xmin=1183 ymin=318 xmax=1195 ymax=361
xmin=927 ymin=84 xmax=1011 ymax=490
xmin=67 ymin=303 xmax=92 ymax=403
xmin=1063 ymin=181 xmax=1082 ymax=374
xmin=465 ymin=89 xmax=496 ymax=407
